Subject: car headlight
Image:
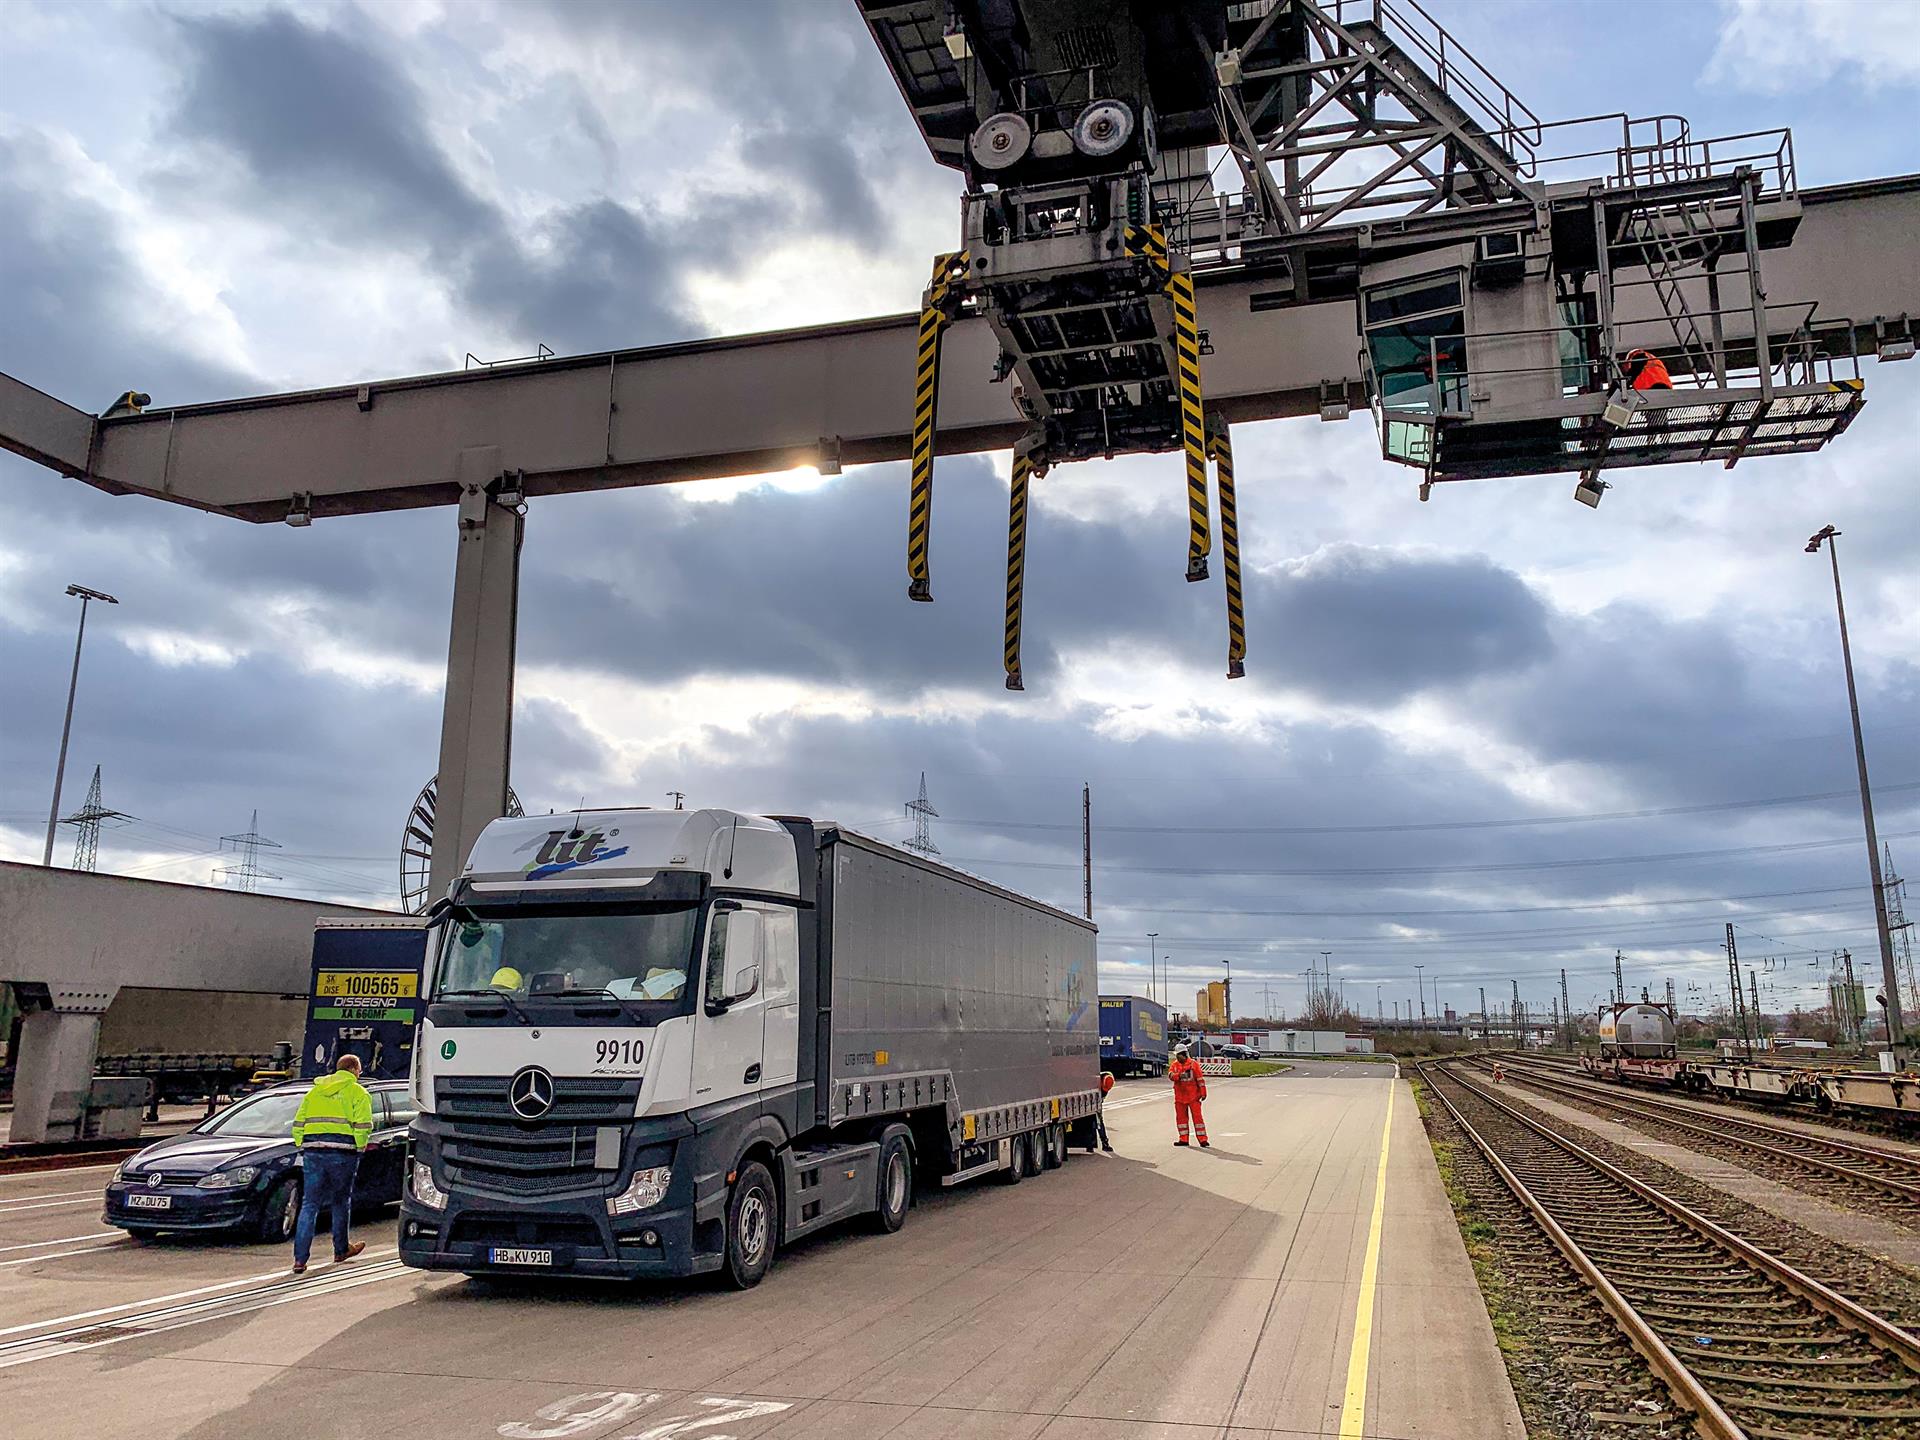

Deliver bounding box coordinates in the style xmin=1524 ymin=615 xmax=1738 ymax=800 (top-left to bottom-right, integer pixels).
xmin=607 ymin=1165 xmax=672 ymax=1216
xmin=195 ymin=1166 xmax=259 ymax=1190
xmin=409 ymin=1160 xmax=448 ymax=1211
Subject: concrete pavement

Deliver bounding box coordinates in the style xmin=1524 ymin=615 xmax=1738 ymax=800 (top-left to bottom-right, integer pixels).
xmin=0 ymin=1066 xmax=1521 ymax=1439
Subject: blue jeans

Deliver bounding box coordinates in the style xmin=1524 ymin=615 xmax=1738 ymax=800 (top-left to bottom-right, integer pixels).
xmin=293 ymin=1148 xmax=359 ymax=1265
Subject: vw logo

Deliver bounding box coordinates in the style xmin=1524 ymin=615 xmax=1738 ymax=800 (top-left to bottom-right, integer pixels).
xmin=148 ymin=1172 xmax=164 ymax=1188
xmin=508 ymin=1065 xmax=556 ymax=1120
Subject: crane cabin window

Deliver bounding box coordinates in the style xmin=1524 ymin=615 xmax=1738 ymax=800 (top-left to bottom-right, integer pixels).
xmin=1363 ymin=272 xmax=1467 ymax=415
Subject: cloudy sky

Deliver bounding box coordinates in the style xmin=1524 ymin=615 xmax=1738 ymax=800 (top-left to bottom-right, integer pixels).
xmin=4 ymin=0 xmax=1917 ymax=1026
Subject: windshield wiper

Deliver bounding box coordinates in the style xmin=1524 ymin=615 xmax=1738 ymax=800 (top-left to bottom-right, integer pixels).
xmin=437 ymin=987 xmax=532 ymax=1022
xmin=550 ymin=987 xmax=646 ymax=1022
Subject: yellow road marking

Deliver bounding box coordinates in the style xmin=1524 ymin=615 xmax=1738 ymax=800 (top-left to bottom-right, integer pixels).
xmin=1338 ymin=1079 xmax=1395 ymax=1438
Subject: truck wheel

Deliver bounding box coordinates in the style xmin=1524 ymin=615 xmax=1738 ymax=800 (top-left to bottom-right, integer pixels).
xmin=1043 ymin=1124 xmax=1068 ymax=1169
xmin=722 ymin=1161 xmax=778 ymax=1289
xmin=867 ymin=1133 xmax=913 ymax=1234
xmin=997 ymin=1135 xmax=1026 ymax=1185
xmin=1024 ymin=1130 xmax=1046 ymax=1175
xmin=257 ymin=1174 xmax=301 ymax=1244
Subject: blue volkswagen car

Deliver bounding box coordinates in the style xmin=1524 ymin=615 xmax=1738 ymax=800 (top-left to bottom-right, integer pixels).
xmin=103 ymin=1080 xmax=416 ymax=1242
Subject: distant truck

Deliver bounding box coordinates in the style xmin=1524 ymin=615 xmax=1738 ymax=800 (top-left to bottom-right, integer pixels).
xmin=1099 ymin=995 xmax=1168 ymax=1076
xmin=400 ymin=810 xmax=1100 ymax=1288
xmin=300 ymin=917 xmax=428 ymax=1082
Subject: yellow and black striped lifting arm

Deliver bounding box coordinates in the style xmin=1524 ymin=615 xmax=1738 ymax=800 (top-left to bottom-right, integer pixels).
xmin=1166 ymin=264 xmax=1210 ymax=583
xmin=1208 ymin=416 xmax=1246 ymax=680
xmin=1003 ymin=445 xmax=1041 ymax=692
xmin=908 ymin=250 xmax=969 ymax=602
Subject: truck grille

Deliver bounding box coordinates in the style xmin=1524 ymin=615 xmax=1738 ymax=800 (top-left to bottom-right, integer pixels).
xmin=435 ymin=1075 xmax=639 ymax=1197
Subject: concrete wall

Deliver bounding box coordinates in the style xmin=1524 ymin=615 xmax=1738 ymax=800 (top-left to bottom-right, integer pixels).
xmin=96 ymin=987 xmax=307 ymax=1057
xmin=0 ymin=861 xmax=387 ymax=998
xmin=0 ymin=862 xmax=389 ymax=1143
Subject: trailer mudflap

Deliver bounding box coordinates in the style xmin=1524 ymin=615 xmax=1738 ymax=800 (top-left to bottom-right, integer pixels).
xmin=781 ymin=1139 xmax=880 ymax=1242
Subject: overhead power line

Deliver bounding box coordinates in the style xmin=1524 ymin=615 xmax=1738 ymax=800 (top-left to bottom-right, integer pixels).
xmin=945 ymin=829 xmax=1920 ymax=881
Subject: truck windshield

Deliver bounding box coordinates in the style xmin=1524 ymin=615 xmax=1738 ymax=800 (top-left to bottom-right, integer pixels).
xmin=433 ymin=907 xmax=701 ymax=1014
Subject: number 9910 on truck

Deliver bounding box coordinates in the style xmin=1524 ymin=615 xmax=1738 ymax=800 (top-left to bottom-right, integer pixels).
xmin=400 ymin=810 xmax=1100 ymax=1288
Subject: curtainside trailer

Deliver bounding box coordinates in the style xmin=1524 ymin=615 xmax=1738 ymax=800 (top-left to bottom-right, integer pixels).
xmin=1099 ymin=994 xmax=1168 ymax=1076
xmin=400 ymin=809 xmax=1100 ymax=1288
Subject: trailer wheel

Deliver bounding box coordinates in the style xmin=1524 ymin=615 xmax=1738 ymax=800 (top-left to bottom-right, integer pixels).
xmin=867 ymin=1132 xmax=913 ymax=1233
xmin=722 ymin=1161 xmax=778 ymax=1289
xmin=1041 ymin=1124 xmax=1066 ymax=1169
xmin=996 ymin=1135 xmax=1026 ymax=1185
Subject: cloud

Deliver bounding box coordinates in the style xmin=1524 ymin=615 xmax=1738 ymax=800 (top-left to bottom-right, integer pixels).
xmin=1707 ymin=0 xmax=1920 ymax=93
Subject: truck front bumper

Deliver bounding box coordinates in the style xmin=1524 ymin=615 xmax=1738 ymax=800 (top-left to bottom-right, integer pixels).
xmin=398 ymin=1188 xmax=723 ymax=1280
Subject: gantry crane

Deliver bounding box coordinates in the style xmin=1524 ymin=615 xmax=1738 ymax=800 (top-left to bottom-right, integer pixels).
xmin=3 ymin=0 xmax=1915 ymax=900
xmin=864 ymin=0 xmax=1872 ymax=687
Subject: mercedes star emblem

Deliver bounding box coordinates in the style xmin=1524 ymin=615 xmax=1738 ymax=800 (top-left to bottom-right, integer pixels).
xmin=508 ymin=1065 xmax=556 ymax=1120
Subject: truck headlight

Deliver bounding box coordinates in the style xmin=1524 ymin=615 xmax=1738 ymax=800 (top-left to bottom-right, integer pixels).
xmin=196 ymin=1166 xmax=259 ymax=1190
xmin=410 ymin=1160 xmax=448 ymax=1210
xmin=607 ymin=1165 xmax=672 ymax=1216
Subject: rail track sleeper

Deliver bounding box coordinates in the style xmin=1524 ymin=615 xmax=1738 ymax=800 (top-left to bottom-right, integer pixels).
xmin=1436 ymin=1062 xmax=1920 ymax=1373
xmin=1417 ymin=1062 xmax=1751 ymax=1440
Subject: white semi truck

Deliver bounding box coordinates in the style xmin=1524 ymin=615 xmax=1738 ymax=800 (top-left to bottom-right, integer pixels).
xmin=398 ymin=808 xmax=1099 ymax=1287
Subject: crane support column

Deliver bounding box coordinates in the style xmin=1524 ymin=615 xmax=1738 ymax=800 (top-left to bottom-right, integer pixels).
xmin=908 ymin=251 xmax=967 ymax=602
xmin=1207 ymin=415 xmax=1247 ymax=680
xmin=428 ymin=447 xmax=524 ymax=903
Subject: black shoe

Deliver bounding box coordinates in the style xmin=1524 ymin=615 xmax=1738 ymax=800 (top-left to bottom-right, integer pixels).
xmin=1102 ymin=1145 xmax=1115 ymax=1153
xmin=1199 ymin=1140 xmax=1210 ymax=1148
xmin=1174 ymin=1139 xmax=1190 ymax=1146
xmin=291 ymin=1261 xmax=307 ymax=1275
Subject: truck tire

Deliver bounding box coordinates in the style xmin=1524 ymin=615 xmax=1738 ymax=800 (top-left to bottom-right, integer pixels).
xmin=722 ymin=1161 xmax=778 ymax=1289
xmin=1043 ymin=1124 xmax=1067 ymax=1169
xmin=867 ymin=1132 xmax=913 ymax=1234
xmin=1023 ymin=1130 xmax=1046 ymax=1176
xmin=997 ymin=1134 xmax=1026 ymax=1185
xmin=257 ymin=1174 xmax=301 ymax=1244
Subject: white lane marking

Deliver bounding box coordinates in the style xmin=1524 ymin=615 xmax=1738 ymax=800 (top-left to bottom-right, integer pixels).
xmin=0 ymin=1246 xmax=397 ymax=1340
xmin=0 ymin=1245 xmax=125 ymax=1269
xmin=0 ymin=1164 xmax=120 ymax=1185
xmin=500 ymin=1393 xmax=662 ymax=1439
xmin=0 ymin=1232 xmax=118 ymax=1255
xmin=0 ymin=1196 xmax=97 ymax=1213
xmin=0 ymin=1258 xmax=412 ymax=1369
xmin=0 ymin=1187 xmax=102 ymax=1207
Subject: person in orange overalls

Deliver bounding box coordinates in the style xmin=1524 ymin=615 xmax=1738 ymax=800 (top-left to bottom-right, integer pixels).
xmin=1169 ymin=1045 xmax=1209 ymax=1147
xmin=1088 ymin=1071 xmax=1117 ymax=1153
xmin=1625 ymin=349 xmax=1672 ymax=391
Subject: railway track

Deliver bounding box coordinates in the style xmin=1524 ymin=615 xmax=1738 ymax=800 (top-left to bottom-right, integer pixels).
xmin=1420 ymin=1059 xmax=1920 ymax=1439
xmin=1479 ymin=1056 xmax=1920 ymax=1219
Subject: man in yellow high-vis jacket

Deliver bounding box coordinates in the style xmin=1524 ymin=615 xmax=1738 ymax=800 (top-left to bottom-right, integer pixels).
xmin=290 ymin=1055 xmax=373 ymax=1273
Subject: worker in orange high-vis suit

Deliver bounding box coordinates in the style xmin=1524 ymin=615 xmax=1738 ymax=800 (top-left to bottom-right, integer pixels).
xmin=1169 ymin=1045 xmax=1209 ymax=1147
xmin=1625 ymin=349 xmax=1672 ymax=391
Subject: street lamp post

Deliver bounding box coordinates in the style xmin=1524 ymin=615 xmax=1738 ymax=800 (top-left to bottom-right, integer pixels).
xmin=1147 ymin=932 xmax=1159 ymax=1007
xmin=1222 ymin=958 xmax=1231 ymax=1025
xmin=1806 ymin=526 xmax=1907 ymax=1070
xmin=1414 ymin=964 xmax=1428 ymax=1030
xmin=42 ymin=584 xmax=119 ymax=866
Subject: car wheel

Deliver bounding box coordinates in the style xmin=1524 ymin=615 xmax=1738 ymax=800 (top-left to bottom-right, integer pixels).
xmin=723 ymin=1161 xmax=778 ymax=1290
xmin=257 ymin=1174 xmax=301 ymax=1244
xmin=867 ymin=1133 xmax=912 ymax=1234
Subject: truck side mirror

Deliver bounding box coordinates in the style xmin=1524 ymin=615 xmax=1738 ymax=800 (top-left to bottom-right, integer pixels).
xmin=723 ymin=912 xmax=761 ymax=1004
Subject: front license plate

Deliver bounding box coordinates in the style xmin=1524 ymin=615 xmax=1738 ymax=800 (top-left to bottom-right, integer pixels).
xmin=127 ymin=1194 xmax=172 ymax=1210
xmin=489 ymin=1247 xmax=553 ymax=1266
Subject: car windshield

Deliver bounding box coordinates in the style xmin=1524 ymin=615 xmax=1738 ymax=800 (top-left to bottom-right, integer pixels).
xmin=199 ymin=1089 xmax=309 ymax=1137
xmin=433 ymin=906 xmax=701 ymax=1013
